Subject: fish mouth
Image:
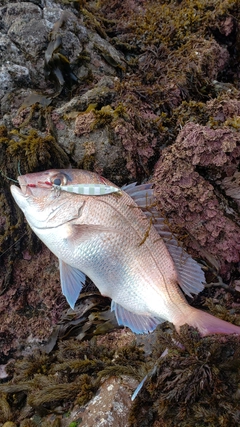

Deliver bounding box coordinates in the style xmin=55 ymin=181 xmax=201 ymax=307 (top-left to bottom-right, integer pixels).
xmin=17 ymin=175 xmax=33 ymax=196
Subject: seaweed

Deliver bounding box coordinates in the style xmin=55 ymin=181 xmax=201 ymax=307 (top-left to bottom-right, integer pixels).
xmin=0 ymin=335 xmax=145 ymax=424
xmin=1 ymin=323 xmax=239 ymax=426
xmin=6 ymin=129 xmax=69 ymax=173
xmin=129 ymin=326 xmax=240 ymax=427
xmin=44 ymin=12 xmax=78 ymax=92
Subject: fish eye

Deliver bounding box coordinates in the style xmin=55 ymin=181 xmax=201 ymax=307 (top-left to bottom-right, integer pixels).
xmin=53 ymin=178 xmax=62 ymax=186
xmin=51 ymin=173 xmax=68 ymax=186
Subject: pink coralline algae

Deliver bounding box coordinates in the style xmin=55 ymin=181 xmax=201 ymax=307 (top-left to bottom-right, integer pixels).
xmin=206 ymin=98 xmax=240 ymax=123
xmin=221 ymin=171 xmax=240 ymax=211
xmin=154 ymin=122 xmax=240 ymax=275
xmin=114 ymin=118 xmax=157 ymax=176
xmin=75 ymin=111 xmax=96 ymax=136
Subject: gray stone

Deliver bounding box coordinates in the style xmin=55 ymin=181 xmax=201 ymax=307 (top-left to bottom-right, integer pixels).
xmin=56 ymin=78 xmax=117 ymax=115
xmin=0 ymin=2 xmax=42 ymax=31
xmin=0 ymin=34 xmax=24 ymax=64
xmin=8 ymin=18 xmax=48 ymax=58
xmin=42 ymin=6 xmax=63 ymax=25
xmin=72 ymin=376 xmax=138 ymax=427
xmin=0 ymin=62 xmax=30 ymax=99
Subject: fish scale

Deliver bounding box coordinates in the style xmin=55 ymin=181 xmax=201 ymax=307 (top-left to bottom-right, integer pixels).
xmin=80 ymin=194 xmax=179 ymax=314
xmin=10 ymin=169 xmax=240 ymax=336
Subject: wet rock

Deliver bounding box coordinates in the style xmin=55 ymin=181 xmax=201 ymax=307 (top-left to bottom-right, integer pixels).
xmin=73 ymin=376 xmax=138 ymax=427
xmin=56 ymin=76 xmax=117 ymax=114
xmin=90 ymin=30 xmax=126 ymax=74
xmin=0 ymin=2 xmax=45 ymax=101
xmin=51 ymin=108 xmax=126 ymax=183
xmin=221 ymin=171 xmax=240 ymax=211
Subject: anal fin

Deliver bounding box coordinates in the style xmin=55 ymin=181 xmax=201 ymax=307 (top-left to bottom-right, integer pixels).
xmin=111 ymin=300 xmax=163 ymax=334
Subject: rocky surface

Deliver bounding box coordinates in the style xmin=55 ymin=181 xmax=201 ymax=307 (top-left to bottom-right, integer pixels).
xmin=0 ymin=0 xmax=240 ymax=426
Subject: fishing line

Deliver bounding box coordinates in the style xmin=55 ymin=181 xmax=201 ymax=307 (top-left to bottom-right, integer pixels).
xmin=0 ymin=169 xmax=18 ymax=183
xmin=17 ymin=160 xmax=22 ymax=176
xmin=0 ymin=161 xmax=22 ymax=184
xmin=0 ymin=232 xmax=27 ymax=258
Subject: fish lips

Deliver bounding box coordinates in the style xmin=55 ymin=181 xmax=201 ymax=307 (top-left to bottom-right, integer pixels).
xmin=10 ymin=175 xmax=39 ymax=212
xmin=14 ymin=175 xmax=51 ymax=198
xmin=11 ymin=184 xmax=29 ymax=212
xmin=18 ymin=175 xmax=32 ymax=196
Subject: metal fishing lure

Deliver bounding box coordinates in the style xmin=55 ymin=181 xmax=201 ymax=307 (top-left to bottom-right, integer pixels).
xmin=51 ymin=183 xmax=122 ymax=196
xmin=26 ymin=180 xmax=122 ymax=196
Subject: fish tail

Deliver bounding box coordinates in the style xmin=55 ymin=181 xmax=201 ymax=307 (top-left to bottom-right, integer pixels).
xmin=176 ymin=308 xmax=240 ymax=337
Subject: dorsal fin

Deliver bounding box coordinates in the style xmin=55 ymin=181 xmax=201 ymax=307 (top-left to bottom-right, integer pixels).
xmin=123 ymin=183 xmax=205 ymax=297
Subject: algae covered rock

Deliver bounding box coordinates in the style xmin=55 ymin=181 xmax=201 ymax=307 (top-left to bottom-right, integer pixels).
xmin=0 ymin=0 xmax=240 ymax=425
xmin=153 ymin=122 xmax=240 ymax=275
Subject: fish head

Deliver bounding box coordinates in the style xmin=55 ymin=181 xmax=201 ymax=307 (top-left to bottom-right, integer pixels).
xmin=10 ymin=169 xmax=100 ymax=230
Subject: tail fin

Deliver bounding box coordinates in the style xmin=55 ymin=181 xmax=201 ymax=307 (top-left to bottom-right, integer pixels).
xmin=177 ymin=308 xmax=240 ymax=337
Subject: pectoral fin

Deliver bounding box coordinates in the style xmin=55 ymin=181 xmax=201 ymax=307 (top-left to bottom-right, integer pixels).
xmin=59 ymin=259 xmax=85 ymax=309
xmin=111 ymin=300 xmax=163 ymax=334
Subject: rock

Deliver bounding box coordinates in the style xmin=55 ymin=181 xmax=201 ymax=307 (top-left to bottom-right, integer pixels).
xmin=72 ymin=376 xmax=138 ymax=427
xmin=0 ymin=63 xmax=30 ymax=99
xmin=0 ymin=2 xmax=45 ymax=100
xmin=0 ymin=2 xmax=240 ymax=425
xmin=154 ymin=122 xmax=240 ymax=274
xmin=8 ymin=18 xmax=48 ymax=58
xmin=0 ymin=2 xmax=42 ymax=31
xmin=0 ymin=34 xmax=24 ymax=63
xmin=55 ymin=76 xmax=117 ymax=114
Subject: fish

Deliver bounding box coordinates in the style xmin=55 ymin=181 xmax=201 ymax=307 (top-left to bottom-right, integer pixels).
xmin=10 ymin=169 xmax=240 ymax=337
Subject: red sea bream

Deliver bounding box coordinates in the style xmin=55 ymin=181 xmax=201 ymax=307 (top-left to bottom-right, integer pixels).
xmin=11 ymin=169 xmax=240 ymax=336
